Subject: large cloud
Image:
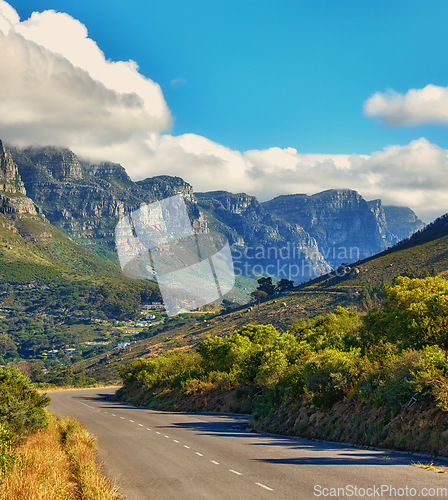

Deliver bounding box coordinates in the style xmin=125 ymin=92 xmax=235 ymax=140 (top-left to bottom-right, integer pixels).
xmin=0 ymin=1 xmax=171 ymax=148
xmin=364 ymin=84 xmax=448 ymax=126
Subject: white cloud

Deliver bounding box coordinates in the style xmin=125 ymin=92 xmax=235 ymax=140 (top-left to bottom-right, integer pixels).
xmin=364 ymin=84 xmax=448 ymax=126
xmin=0 ymin=2 xmax=171 ymax=148
xmin=119 ymin=134 xmax=446 ymax=222
xmin=170 ymin=77 xmax=187 ymax=89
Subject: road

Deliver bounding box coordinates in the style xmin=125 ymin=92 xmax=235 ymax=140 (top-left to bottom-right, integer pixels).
xmin=49 ymin=388 xmax=448 ymax=500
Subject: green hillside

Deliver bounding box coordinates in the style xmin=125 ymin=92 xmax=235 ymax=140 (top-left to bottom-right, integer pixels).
xmin=0 ymin=212 xmax=120 ymax=282
xmin=0 ymin=210 xmax=162 ymax=373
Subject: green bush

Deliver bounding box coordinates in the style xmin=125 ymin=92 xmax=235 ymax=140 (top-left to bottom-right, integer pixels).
xmin=362 ymin=276 xmax=448 ymax=349
xmin=410 ymin=345 xmax=448 ymax=411
xmin=302 ymin=348 xmax=362 ymax=408
xmin=0 ymin=422 xmax=14 ymax=476
xmin=0 ymin=367 xmax=50 ymax=435
xmin=118 ymin=277 xmax=448 ymax=419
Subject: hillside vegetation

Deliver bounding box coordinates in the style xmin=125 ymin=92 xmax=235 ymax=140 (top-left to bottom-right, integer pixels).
xmin=66 ymin=214 xmax=448 ymax=384
xmin=117 ymin=276 xmax=448 ymax=457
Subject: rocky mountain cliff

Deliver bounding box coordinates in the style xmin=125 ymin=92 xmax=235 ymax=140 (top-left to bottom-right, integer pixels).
xmin=0 ymin=141 xmax=38 ymax=215
xmin=9 ymin=146 xmax=205 ymax=261
xmin=8 ymin=143 xmax=425 ymax=284
xmin=196 ymin=191 xmax=331 ymax=281
xmin=262 ymin=190 xmax=424 ymax=268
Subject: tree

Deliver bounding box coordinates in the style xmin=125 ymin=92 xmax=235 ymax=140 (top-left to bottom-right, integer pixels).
xmin=363 ymin=276 xmax=448 ymax=349
xmin=256 ymin=277 xmax=276 ymax=296
xmin=276 ymin=278 xmax=294 ymax=294
xmin=0 ymin=368 xmax=50 ymax=435
xmin=250 ymin=290 xmax=268 ymax=310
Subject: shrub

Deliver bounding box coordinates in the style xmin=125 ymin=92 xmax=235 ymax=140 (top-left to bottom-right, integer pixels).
xmin=302 ymin=348 xmax=362 ymax=408
xmin=0 ymin=368 xmax=50 ymax=435
xmin=0 ymin=422 xmax=14 ymax=476
xmin=410 ymin=345 xmax=448 ymax=411
xmin=363 ymin=276 xmax=448 ymax=349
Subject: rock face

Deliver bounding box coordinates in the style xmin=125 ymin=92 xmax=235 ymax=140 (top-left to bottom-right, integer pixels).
xmin=10 ymin=146 xmax=205 ymax=260
xmin=0 ymin=141 xmax=37 ymax=215
xmin=263 ymin=190 xmax=424 ymax=268
xmin=196 ymin=191 xmax=331 ymax=281
xmin=8 ymin=143 xmax=425 ymax=283
xmin=0 ymin=140 xmax=26 ymax=195
xmin=383 ymin=206 xmax=425 ymax=242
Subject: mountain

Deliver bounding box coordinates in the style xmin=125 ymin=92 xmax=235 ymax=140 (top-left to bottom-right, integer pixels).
xmin=9 ymin=145 xmax=206 ymax=263
xmin=195 ymin=190 xmax=331 ymax=282
xmin=263 ymin=190 xmax=424 ymax=268
xmin=8 ymin=143 xmax=424 ymax=284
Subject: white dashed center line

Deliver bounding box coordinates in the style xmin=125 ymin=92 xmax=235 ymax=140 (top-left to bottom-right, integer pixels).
xmin=78 ymin=402 xmax=95 ymax=410
xmin=255 ymin=482 xmax=273 ymax=491
xmin=81 ymin=400 xmax=268 ymax=494
xmin=229 ymin=469 xmax=242 ymax=476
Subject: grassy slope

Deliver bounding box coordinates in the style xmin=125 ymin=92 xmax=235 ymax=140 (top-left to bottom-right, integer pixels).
xmin=0 ymin=212 xmax=121 ymax=282
xmin=69 ymin=224 xmax=448 ymax=383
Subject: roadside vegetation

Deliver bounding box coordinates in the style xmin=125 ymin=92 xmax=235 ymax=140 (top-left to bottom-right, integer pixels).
xmin=0 ymin=367 xmax=118 ymax=499
xmin=117 ymin=275 xmax=448 ymax=457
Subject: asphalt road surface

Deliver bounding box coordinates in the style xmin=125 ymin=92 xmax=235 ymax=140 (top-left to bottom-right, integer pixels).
xmin=49 ymin=388 xmax=448 ymax=500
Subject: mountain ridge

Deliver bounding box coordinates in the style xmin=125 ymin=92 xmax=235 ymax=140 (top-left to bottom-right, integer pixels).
xmin=7 ymin=142 xmax=425 ymax=283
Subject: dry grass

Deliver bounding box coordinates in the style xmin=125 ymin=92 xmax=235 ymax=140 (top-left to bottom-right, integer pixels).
xmin=412 ymin=461 xmax=447 ymax=474
xmin=1 ymin=413 xmax=119 ymax=499
xmin=59 ymin=417 xmax=119 ymax=499
xmin=1 ymin=417 xmax=74 ymax=500
xmin=37 ymin=385 xmax=121 ymax=393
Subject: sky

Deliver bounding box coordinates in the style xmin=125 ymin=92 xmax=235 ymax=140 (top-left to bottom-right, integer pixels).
xmin=1 ymin=0 xmax=448 ymax=222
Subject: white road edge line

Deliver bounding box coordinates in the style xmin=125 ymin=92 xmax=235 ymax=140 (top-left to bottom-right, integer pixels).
xmin=211 ymin=460 xmax=220 ymax=465
xmin=255 ymin=482 xmax=273 ymax=491
xmin=229 ymin=469 xmax=242 ymax=476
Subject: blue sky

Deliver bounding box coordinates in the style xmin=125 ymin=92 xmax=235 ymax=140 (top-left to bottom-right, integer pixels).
xmin=1 ymin=0 xmax=448 ymax=220
xmin=10 ymin=0 xmax=448 ymax=153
